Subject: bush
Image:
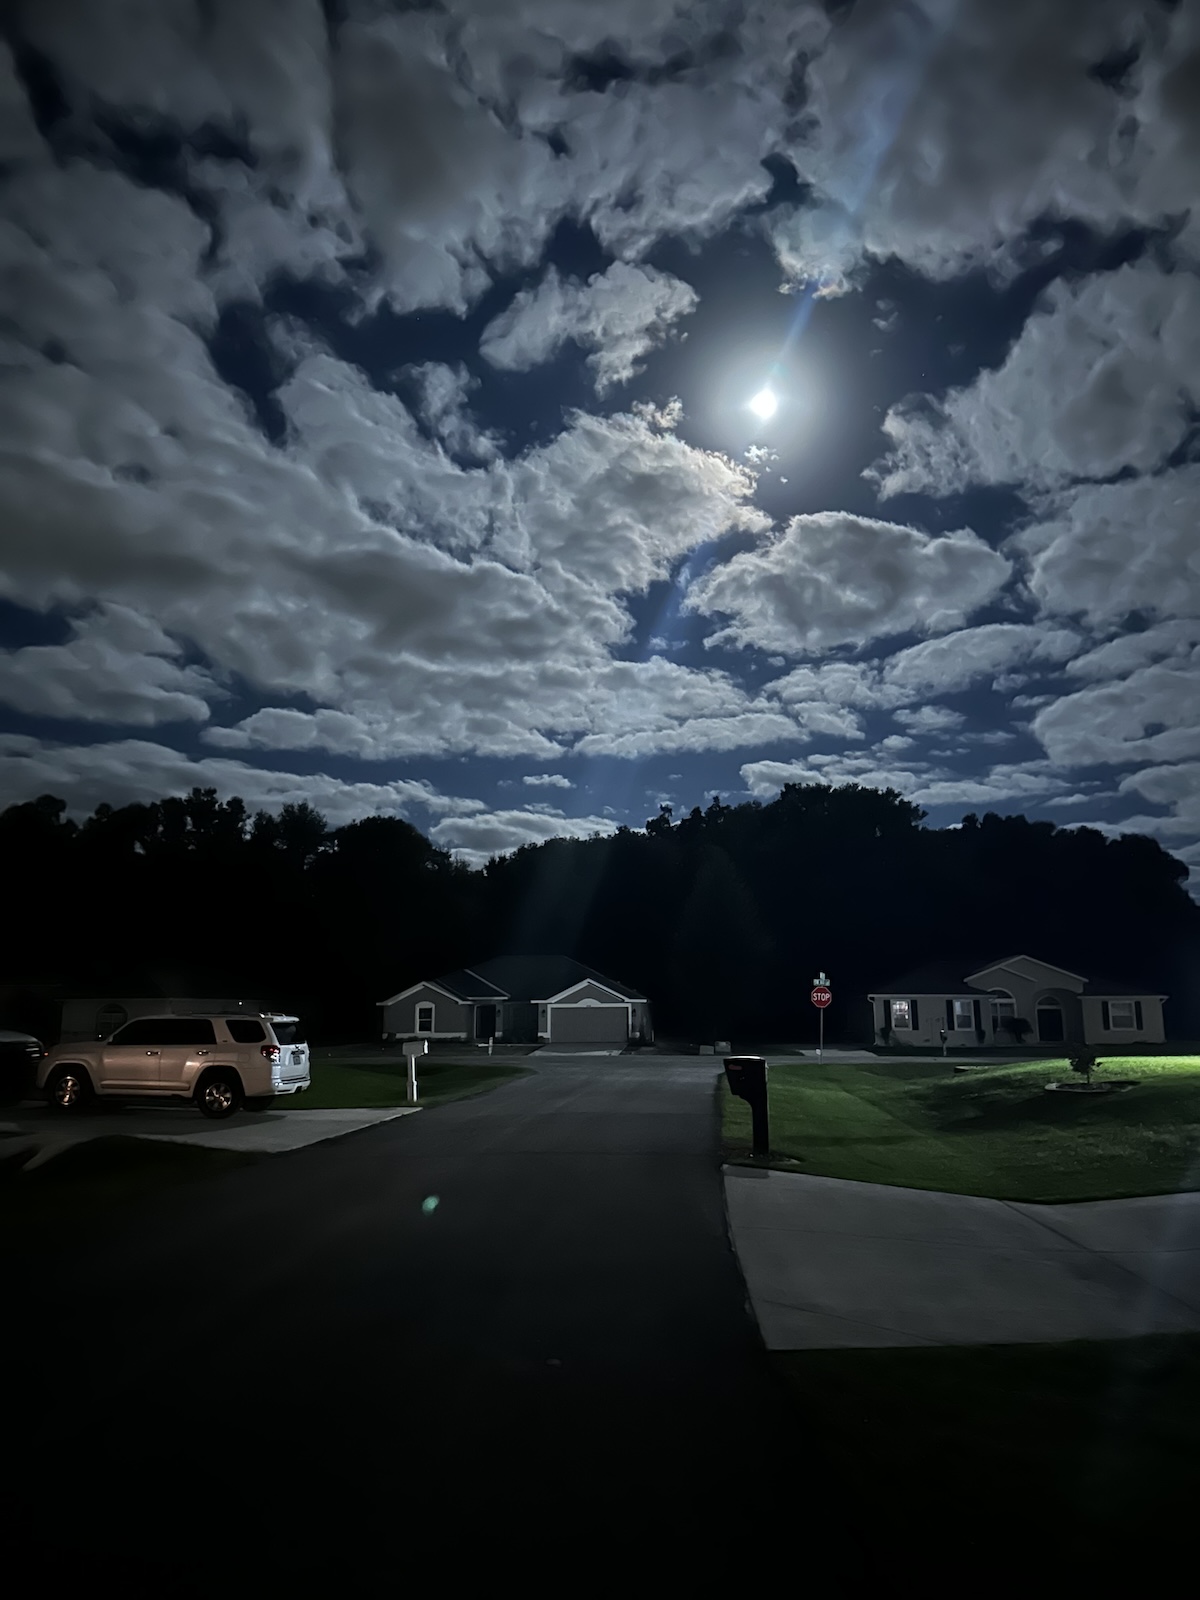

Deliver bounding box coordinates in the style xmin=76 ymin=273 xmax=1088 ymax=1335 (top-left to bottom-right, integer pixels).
xmin=1068 ymin=1046 xmax=1101 ymax=1086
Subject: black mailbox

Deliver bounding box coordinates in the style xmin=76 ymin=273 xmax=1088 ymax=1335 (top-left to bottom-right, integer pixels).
xmin=724 ymin=1055 xmax=769 ymax=1155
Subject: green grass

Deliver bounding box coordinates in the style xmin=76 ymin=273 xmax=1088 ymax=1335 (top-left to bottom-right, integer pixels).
xmin=0 ymin=1135 xmax=261 ymax=1255
xmin=294 ymin=1056 xmax=532 ymax=1110
xmin=723 ymin=1055 xmax=1200 ymax=1200
xmin=771 ymin=1334 xmax=1200 ymax=1566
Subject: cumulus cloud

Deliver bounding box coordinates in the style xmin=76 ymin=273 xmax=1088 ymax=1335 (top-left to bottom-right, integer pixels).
xmin=873 ymin=265 xmax=1200 ymax=497
xmin=739 ymin=751 xmax=1067 ymax=809
xmin=522 ymin=773 xmax=573 ymax=789
xmin=687 ymin=513 xmax=1010 ymax=657
xmin=0 ymin=733 xmax=485 ymax=825
xmin=480 ymin=262 xmax=698 ymax=391
xmin=1031 ymin=662 xmax=1200 ymax=768
xmin=428 ymin=805 xmax=616 ymax=868
xmin=0 ymin=604 xmax=219 ymax=726
xmin=1012 ymin=465 xmax=1200 ymax=626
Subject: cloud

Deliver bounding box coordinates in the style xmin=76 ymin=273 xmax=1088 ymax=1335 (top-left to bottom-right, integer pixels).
xmin=0 ymin=603 xmax=219 ymax=726
xmin=480 ymin=262 xmax=698 ymax=391
xmin=739 ymin=751 xmax=1067 ymax=810
xmin=873 ymin=265 xmax=1200 ymax=497
xmin=1031 ymin=662 xmax=1200 ymax=767
xmin=1066 ymin=620 xmax=1200 ymax=681
xmin=881 ymin=624 xmax=1080 ymax=698
xmin=522 ymin=773 xmax=572 ymax=789
xmin=0 ymin=733 xmax=485 ymax=825
xmin=428 ymin=804 xmax=616 ymax=868
xmin=1013 ymin=465 xmax=1200 ymax=626
xmin=688 ymin=513 xmax=1010 ymax=657
xmin=895 ymin=707 xmax=965 ymax=734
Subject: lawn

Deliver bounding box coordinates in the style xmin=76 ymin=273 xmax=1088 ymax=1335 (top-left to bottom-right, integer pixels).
xmin=771 ymin=1333 xmax=1200 ymax=1569
xmin=722 ymin=1055 xmax=1200 ymax=1201
xmin=296 ymin=1055 xmax=532 ymax=1110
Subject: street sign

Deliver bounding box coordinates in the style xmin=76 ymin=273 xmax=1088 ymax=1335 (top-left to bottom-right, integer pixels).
xmin=811 ymin=971 xmax=831 ymax=1061
xmin=811 ymin=986 xmax=832 ymax=1009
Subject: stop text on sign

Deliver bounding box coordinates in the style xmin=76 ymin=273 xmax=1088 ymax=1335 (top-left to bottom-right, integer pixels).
xmin=811 ymin=986 xmax=832 ymax=1009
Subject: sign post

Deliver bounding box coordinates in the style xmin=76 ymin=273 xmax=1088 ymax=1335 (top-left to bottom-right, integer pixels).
xmin=811 ymin=972 xmax=832 ymax=1061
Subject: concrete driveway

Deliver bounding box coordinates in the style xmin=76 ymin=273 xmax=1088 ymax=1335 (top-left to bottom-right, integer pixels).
xmin=0 ymin=1102 xmax=418 ymax=1164
xmin=726 ymin=1166 xmax=1200 ymax=1349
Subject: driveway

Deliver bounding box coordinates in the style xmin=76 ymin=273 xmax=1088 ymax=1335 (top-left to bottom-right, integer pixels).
xmin=726 ymin=1167 xmax=1200 ymax=1349
xmin=7 ymin=1058 xmax=823 ymax=1594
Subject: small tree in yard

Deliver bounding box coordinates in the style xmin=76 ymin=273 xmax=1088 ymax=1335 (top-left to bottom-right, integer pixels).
xmin=1068 ymin=1045 xmax=1101 ymax=1087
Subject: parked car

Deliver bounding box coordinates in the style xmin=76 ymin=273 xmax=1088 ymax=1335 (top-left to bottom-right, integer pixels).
xmin=0 ymin=1029 xmax=45 ymax=1106
xmin=37 ymin=1012 xmax=310 ymax=1119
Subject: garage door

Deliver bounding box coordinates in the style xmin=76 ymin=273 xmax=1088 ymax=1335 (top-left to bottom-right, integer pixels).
xmin=550 ymin=1005 xmax=628 ymax=1043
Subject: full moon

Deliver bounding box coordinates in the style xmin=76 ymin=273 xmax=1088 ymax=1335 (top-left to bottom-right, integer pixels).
xmin=748 ymin=386 xmax=778 ymax=421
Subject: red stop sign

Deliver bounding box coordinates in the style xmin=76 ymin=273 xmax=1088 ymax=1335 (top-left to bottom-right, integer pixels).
xmin=811 ymin=986 xmax=832 ymax=1009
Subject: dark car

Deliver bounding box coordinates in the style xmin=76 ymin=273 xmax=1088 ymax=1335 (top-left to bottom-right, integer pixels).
xmin=0 ymin=1030 xmax=46 ymax=1106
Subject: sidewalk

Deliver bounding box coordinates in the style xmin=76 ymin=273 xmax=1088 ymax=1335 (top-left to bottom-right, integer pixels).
xmin=725 ymin=1165 xmax=1200 ymax=1349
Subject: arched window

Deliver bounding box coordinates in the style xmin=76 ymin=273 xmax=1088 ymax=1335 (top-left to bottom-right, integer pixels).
xmin=96 ymin=1002 xmax=128 ymax=1039
xmin=988 ymin=990 xmax=1015 ymax=1032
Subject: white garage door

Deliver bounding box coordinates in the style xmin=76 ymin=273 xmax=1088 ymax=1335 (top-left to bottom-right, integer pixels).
xmin=550 ymin=1005 xmax=628 ymax=1043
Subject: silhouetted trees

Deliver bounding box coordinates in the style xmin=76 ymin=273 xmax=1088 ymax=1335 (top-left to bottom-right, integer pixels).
xmin=2 ymin=781 xmax=1198 ymax=1042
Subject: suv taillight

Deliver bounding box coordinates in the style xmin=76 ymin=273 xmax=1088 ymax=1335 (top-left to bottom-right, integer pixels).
xmin=261 ymin=1044 xmax=281 ymax=1062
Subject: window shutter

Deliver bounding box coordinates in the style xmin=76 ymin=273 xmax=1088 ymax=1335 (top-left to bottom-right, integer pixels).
xmin=973 ymin=998 xmax=982 ymax=1032
xmin=1102 ymin=1001 xmax=1110 ymax=1030
xmin=884 ymin=999 xmax=892 ymax=1028
xmin=911 ymin=998 xmax=920 ymax=1029
xmin=946 ymin=999 xmax=954 ymax=1031
xmin=1135 ymin=1000 xmax=1143 ymax=1029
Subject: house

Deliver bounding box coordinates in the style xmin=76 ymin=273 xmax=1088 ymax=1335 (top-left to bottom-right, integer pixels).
xmin=378 ymin=956 xmax=652 ymax=1047
xmin=59 ymin=995 xmax=254 ymax=1044
xmin=867 ymin=954 xmax=1167 ymax=1049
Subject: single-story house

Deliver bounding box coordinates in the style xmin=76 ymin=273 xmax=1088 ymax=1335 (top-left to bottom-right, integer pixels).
xmin=867 ymin=953 xmax=1167 ymax=1049
xmin=378 ymin=956 xmax=652 ymax=1047
xmin=59 ymin=995 xmax=253 ymax=1044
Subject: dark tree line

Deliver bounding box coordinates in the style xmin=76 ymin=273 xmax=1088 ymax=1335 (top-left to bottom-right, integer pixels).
xmin=2 ymin=783 xmax=1198 ymax=1043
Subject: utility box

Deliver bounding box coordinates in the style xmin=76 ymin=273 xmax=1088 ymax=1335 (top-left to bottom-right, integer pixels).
xmin=724 ymin=1054 xmax=769 ymax=1155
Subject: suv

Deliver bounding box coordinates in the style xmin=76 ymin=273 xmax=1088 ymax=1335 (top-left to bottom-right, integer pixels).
xmin=37 ymin=1013 xmax=310 ymax=1119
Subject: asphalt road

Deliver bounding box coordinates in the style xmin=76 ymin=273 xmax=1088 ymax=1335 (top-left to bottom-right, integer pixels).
xmin=7 ymin=1061 xmax=855 ymax=1593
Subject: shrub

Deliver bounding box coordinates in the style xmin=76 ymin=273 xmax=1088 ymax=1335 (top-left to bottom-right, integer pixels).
xmin=1068 ymin=1045 xmax=1101 ymax=1086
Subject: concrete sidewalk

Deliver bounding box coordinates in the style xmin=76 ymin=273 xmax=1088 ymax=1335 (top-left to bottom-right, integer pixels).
xmin=725 ymin=1166 xmax=1200 ymax=1349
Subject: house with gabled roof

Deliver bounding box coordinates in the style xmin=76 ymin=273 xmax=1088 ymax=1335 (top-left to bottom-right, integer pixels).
xmin=378 ymin=955 xmax=651 ymax=1047
xmin=867 ymin=953 xmax=1167 ymax=1049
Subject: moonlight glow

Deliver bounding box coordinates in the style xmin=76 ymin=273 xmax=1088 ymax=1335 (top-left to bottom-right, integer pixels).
xmin=749 ymin=386 xmax=778 ymax=421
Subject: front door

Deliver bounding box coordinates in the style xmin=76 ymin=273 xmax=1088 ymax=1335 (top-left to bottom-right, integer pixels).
xmin=1037 ymin=1004 xmax=1065 ymax=1043
xmin=98 ymin=1018 xmax=168 ymax=1089
xmin=475 ymin=1004 xmax=497 ymax=1041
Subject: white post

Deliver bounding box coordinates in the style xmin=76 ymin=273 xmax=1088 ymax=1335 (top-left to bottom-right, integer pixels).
xmin=819 ymin=1004 xmax=824 ymax=1063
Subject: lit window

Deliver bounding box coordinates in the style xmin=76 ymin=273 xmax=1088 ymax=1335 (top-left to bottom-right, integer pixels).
xmin=891 ymin=1000 xmax=912 ymax=1029
xmin=416 ymin=1003 xmax=434 ymax=1033
xmin=1108 ymin=1001 xmax=1135 ymax=1029
xmin=953 ymin=999 xmax=974 ymax=1029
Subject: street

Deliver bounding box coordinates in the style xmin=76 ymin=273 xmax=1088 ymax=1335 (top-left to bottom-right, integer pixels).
xmin=7 ymin=1060 xmax=838 ymax=1592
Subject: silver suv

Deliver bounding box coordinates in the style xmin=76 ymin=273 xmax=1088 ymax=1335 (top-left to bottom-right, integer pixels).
xmin=37 ymin=1013 xmax=310 ymax=1119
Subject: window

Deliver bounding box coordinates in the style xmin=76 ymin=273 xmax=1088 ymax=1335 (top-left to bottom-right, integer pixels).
xmin=226 ymin=1019 xmax=266 ymax=1044
xmin=952 ymin=999 xmax=974 ymax=1030
xmin=159 ymin=1018 xmax=218 ymax=1046
xmin=1107 ymin=1001 xmax=1136 ymax=1030
xmin=990 ymin=994 xmax=1016 ymax=1030
xmin=271 ymin=1019 xmax=306 ymax=1045
xmin=891 ymin=999 xmax=912 ymax=1029
xmin=416 ymin=1003 xmax=434 ymax=1034
xmin=110 ymin=1019 xmax=166 ymax=1046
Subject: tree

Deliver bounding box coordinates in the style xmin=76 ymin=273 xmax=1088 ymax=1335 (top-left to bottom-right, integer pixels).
xmin=1068 ymin=1045 xmax=1100 ymax=1087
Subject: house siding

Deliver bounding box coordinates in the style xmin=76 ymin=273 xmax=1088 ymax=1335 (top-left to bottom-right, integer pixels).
xmin=1080 ymin=996 xmax=1166 ymax=1045
xmin=381 ymin=984 xmax=470 ymax=1039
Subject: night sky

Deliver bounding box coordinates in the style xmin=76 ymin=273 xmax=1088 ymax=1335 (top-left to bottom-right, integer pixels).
xmin=1 ymin=1 xmax=1198 ymax=879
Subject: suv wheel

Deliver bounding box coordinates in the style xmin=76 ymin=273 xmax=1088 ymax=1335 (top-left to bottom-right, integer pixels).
xmin=195 ymin=1069 xmax=244 ymax=1120
xmin=47 ymin=1065 xmax=94 ymax=1112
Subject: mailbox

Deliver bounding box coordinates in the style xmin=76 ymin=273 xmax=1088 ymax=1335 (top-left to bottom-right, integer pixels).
xmin=724 ymin=1055 xmax=769 ymax=1155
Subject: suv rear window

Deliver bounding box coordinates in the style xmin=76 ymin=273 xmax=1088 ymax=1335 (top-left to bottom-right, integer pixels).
xmin=271 ymin=1020 xmax=306 ymax=1045
xmin=226 ymin=1019 xmax=266 ymax=1043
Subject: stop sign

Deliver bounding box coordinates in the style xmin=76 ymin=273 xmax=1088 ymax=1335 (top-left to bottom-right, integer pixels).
xmin=811 ymin=986 xmax=832 ymax=1009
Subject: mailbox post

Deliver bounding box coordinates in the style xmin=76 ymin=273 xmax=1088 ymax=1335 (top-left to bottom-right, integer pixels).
xmin=403 ymin=1037 xmax=428 ymax=1103
xmin=724 ymin=1055 xmax=769 ymax=1156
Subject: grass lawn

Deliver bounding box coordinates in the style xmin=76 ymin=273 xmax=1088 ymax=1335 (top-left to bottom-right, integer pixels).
xmin=722 ymin=1055 xmax=1200 ymax=1201
xmin=771 ymin=1333 xmax=1200 ymax=1567
xmin=0 ymin=1135 xmax=261 ymax=1256
xmin=297 ymin=1055 xmax=532 ymax=1110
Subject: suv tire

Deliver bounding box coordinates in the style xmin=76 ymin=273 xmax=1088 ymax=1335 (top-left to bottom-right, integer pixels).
xmin=243 ymin=1095 xmax=276 ymax=1112
xmin=194 ymin=1069 xmax=244 ymax=1120
xmin=47 ymin=1065 xmax=94 ymax=1113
